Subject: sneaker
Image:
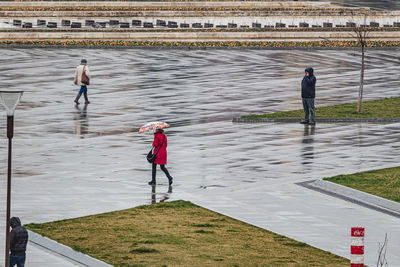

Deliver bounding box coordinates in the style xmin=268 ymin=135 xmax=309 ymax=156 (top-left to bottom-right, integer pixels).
xmin=308 ymin=121 xmax=316 ymax=125
xmin=74 ymin=101 xmax=80 ymax=105
xmin=300 ymin=120 xmax=309 ymax=124
xmin=148 ymin=181 xmax=156 ymax=185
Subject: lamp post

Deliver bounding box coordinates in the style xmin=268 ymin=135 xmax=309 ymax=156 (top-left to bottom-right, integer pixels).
xmin=0 ymin=91 xmax=23 ymax=267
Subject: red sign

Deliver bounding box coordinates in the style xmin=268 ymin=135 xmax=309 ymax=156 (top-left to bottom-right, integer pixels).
xmin=351 ymin=227 xmax=365 ymax=237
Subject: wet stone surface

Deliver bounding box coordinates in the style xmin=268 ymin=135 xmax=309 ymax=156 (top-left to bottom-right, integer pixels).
xmin=330 ymin=0 xmax=400 ymax=10
xmin=0 ymin=48 xmax=400 ymax=266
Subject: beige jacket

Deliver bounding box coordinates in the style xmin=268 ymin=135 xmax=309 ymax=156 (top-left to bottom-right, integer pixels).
xmin=74 ymin=65 xmax=91 ymax=86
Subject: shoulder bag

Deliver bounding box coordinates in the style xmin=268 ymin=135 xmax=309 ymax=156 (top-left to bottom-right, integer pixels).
xmin=81 ymin=65 xmax=90 ymax=85
xmin=147 ymin=135 xmax=165 ymax=163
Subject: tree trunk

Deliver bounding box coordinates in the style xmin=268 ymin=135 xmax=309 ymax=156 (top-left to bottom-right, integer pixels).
xmin=357 ymin=44 xmax=365 ymax=113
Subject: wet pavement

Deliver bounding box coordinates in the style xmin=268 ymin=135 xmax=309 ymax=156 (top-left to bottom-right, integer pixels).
xmin=331 ymin=0 xmax=400 ymax=10
xmin=0 ymin=48 xmax=400 ymax=266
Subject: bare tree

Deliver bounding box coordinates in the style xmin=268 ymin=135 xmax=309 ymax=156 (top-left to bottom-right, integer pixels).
xmin=377 ymin=233 xmax=389 ymax=267
xmin=318 ymin=10 xmax=373 ymax=113
xmin=350 ymin=14 xmax=371 ymax=113
xmin=321 ymin=12 xmax=372 ymax=113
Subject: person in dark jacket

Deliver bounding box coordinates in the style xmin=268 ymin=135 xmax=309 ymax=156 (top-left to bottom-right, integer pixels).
xmin=301 ymin=67 xmax=317 ymax=125
xmin=10 ymin=217 xmax=28 ymax=267
xmin=148 ymin=128 xmax=173 ymax=185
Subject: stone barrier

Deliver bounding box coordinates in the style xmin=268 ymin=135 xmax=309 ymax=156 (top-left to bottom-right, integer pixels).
xmin=1 ymin=10 xmax=396 ymax=18
xmin=2 ymin=14 xmax=400 ymax=31
xmin=61 ymin=19 xmax=70 ymax=26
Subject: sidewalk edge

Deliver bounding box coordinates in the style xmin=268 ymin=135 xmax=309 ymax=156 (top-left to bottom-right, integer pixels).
xmin=28 ymin=230 xmax=113 ymax=267
xmin=299 ymin=179 xmax=400 ymax=217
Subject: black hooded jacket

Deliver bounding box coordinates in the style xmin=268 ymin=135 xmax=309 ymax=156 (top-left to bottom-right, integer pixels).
xmin=301 ymin=67 xmax=317 ymax=98
xmin=10 ymin=217 xmax=28 ymax=254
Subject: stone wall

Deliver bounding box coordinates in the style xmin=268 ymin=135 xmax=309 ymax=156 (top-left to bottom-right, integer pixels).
xmin=2 ymin=14 xmax=400 ymax=28
xmin=2 ymin=1 xmax=400 ymax=42
xmin=1 ymin=10 xmax=395 ymax=18
xmin=2 ymin=30 xmax=400 ymax=41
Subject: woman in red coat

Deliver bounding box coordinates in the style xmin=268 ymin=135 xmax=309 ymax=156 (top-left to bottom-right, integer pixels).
xmin=149 ymin=128 xmax=173 ymax=185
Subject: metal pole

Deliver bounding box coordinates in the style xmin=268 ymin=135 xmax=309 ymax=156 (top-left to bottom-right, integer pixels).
xmin=5 ymin=115 xmax=14 ymax=267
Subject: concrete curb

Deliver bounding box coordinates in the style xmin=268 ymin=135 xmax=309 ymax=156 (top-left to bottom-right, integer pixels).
xmin=1 ymin=44 xmax=400 ymax=50
xmin=310 ymin=179 xmax=400 ymax=214
xmin=28 ymin=230 xmax=113 ymax=267
xmin=3 ymin=31 xmax=400 ymax=42
xmin=233 ymin=117 xmax=400 ymax=123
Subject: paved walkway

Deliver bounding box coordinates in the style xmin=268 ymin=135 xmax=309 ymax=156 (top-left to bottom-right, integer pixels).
xmin=0 ymin=48 xmax=400 ymax=266
xmin=329 ymin=0 xmax=400 ymax=10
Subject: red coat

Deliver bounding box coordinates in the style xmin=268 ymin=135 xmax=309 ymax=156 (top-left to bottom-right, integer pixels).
xmin=153 ymin=132 xmax=167 ymax=165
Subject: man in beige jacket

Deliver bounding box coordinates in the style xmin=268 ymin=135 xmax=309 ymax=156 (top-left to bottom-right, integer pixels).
xmin=74 ymin=59 xmax=91 ymax=104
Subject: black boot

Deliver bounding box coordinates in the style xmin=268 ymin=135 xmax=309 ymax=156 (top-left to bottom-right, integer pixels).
xmin=161 ymin=165 xmax=173 ymax=185
xmin=74 ymin=93 xmax=81 ymax=105
xmin=84 ymin=92 xmax=90 ymax=104
xmin=149 ymin=163 xmax=156 ymax=185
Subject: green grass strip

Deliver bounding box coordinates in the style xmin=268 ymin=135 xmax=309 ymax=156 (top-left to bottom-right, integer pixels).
xmin=242 ymin=97 xmax=400 ymax=119
xmin=25 ymin=200 xmax=348 ymax=266
xmin=325 ymin=166 xmax=400 ymax=203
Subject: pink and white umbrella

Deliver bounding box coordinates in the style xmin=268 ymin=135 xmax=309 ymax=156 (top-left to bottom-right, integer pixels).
xmin=138 ymin=121 xmax=170 ymax=133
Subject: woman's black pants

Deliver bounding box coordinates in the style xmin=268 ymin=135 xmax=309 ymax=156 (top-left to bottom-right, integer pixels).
xmin=152 ymin=163 xmax=172 ymax=182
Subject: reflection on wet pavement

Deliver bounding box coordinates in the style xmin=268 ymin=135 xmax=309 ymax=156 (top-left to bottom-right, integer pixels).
xmin=74 ymin=104 xmax=89 ymax=138
xmin=0 ymin=48 xmax=400 ymax=266
xmin=331 ymin=0 xmax=400 ymax=10
xmin=152 ymin=185 xmax=173 ymax=204
xmin=301 ymin=125 xmax=315 ymax=169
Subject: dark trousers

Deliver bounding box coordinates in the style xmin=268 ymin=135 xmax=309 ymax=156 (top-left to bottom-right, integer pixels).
xmin=10 ymin=253 xmax=26 ymax=267
xmin=302 ymin=98 xmax=315 ymax=122
xmin=75 ymin=86 xmax=89 ymax=103
xmin=152 ymin=163 xmax=172 ymax=182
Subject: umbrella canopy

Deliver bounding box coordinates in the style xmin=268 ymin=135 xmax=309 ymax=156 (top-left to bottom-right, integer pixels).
xmin=138 ymin=121 xmax=170 ymax=133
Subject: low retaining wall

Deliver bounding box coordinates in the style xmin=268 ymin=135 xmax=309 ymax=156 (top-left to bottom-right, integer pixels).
xmin=3 ymin=13 xmax=400 ymax=32
xmin=3 ymin=16 xmax=400 ymax=28
xmin=1 ymin=10 xmax=396 ymax=18
xmin=3 ymin=30 xmax=400 ymax=41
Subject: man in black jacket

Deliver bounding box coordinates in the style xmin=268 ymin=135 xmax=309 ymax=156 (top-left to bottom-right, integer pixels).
xmin=10 ymin=217 xmax=28 ymax=267
xmin=301 ymin=67 xmax=317 ymax=125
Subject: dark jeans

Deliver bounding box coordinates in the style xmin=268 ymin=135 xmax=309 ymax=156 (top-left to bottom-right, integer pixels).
xmin=75 ymin=86 xmax=89 ymax=103
xmin=10 ymin=253 xmax=26 ymax=267
xmin=79 ymin=85 xmax=88 ymax=95
xmin=302 ymin=98 xmax=315 ymax=122
xmin=152 ymin=163 xmax=172 ymax=182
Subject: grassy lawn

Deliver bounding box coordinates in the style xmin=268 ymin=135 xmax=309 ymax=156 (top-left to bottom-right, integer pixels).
xmin=325 ymin=166 xmax=400 ymax=203
xmin=25 ymin=201 xmax=348 ymax=267
xmin=242 ymin=97 xmax=400 ymax=119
